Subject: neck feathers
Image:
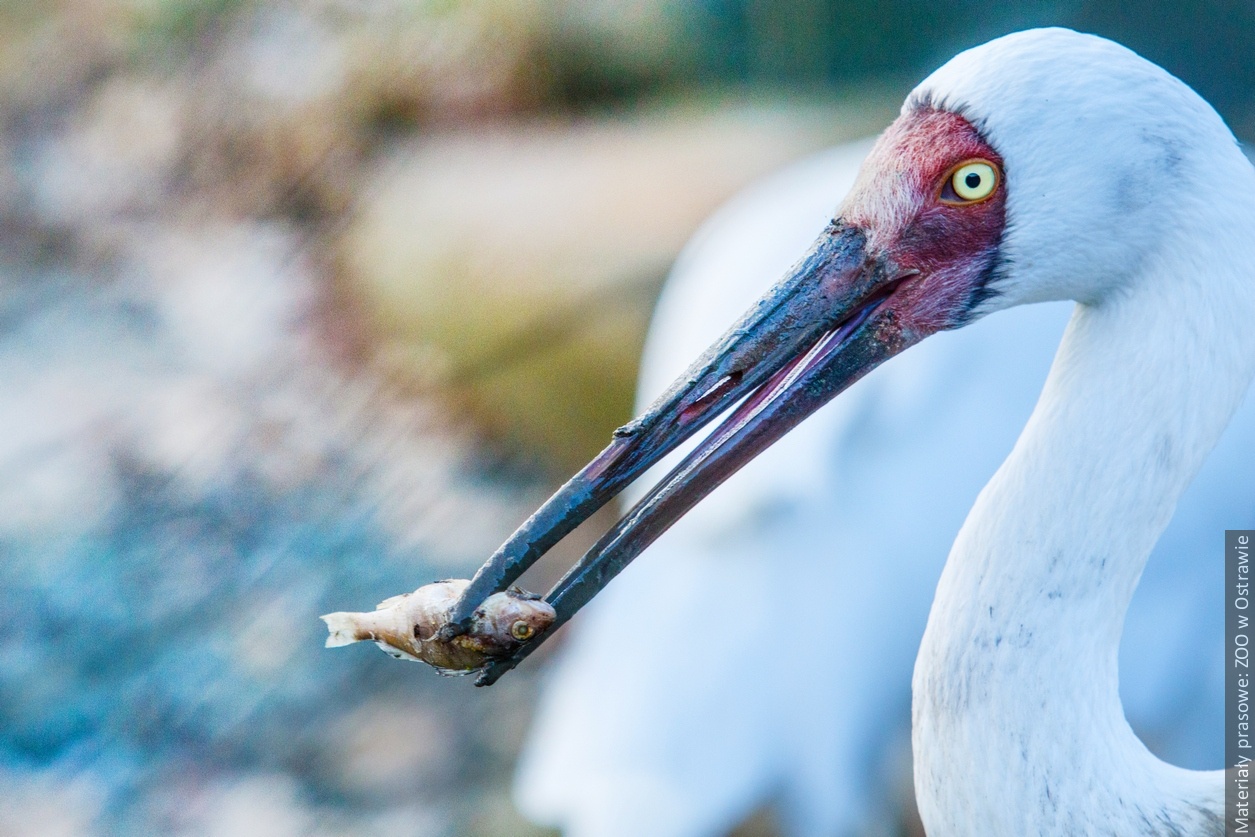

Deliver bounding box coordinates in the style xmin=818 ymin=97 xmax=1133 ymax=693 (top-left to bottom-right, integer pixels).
xmin=912 ymin=143 xmax=1255 ymax=835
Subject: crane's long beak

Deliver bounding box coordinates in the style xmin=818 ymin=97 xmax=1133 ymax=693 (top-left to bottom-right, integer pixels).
xmin=445 ymin=222 xmax=918 ymax=685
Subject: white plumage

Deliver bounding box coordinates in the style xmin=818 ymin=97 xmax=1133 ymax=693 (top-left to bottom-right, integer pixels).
xmin=517 ymin=29 xmax=1252 ymax=836
xmin=907 ymin=29 xmax=1253 ymax=834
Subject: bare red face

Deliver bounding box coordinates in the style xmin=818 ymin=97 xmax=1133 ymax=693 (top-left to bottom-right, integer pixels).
xmin=844 ymin=108 xmax=1007 ymax=337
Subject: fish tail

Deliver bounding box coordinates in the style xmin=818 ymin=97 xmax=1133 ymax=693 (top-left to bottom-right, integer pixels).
xmin=321 ymin=612 xmax=370 ymax=647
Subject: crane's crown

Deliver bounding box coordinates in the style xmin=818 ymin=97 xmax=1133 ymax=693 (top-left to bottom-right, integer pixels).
xmin=847 ymin=27 xmax=1240 ymax=318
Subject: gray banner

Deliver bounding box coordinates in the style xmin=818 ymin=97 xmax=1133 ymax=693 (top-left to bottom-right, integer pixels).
xmin=1228 ymin=530 xmax=1254 ymax=834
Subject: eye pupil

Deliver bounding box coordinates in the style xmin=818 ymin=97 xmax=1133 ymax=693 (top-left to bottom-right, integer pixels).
xmin=965 ymin=172 xmax=982 ymax=189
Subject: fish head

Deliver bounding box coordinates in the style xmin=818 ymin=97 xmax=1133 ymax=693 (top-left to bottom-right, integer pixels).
xmin=466 ymin=588 xmax=557 ymax=655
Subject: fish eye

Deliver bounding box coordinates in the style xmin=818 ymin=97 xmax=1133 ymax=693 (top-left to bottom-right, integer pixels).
xmin=942 ymin=160 xmax=999 ymax=204
xmin=510 ymin=621 xmax=534 ymax=641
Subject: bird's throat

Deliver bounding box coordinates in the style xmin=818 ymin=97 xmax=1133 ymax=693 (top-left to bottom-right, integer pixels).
xmin=911 ymin=217 xmax=1255 ymax=834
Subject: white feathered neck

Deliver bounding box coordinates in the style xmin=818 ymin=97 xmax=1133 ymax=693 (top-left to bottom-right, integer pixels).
xmin=909 ymin=28 xmax=1255 ymax=836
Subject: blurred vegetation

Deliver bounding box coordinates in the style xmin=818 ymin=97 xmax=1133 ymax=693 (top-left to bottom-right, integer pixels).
xmin=684 ymin=0 xmax=1255 ymax=138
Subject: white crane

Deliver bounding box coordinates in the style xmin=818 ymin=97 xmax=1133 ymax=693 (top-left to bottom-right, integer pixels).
xmin=516 ymin=89 xmax=1251 ymax=837
xmin=447 ymin=27 xmax=1253 ymax=836
xmin=903 ymin=30 xmax=1251 ymax=834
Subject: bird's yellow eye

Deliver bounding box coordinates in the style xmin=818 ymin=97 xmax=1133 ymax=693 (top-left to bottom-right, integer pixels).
xmin=945 ymin=160 xmax=999 ymax=204
xmin=510 ymin=621 xmax=534 ymax=641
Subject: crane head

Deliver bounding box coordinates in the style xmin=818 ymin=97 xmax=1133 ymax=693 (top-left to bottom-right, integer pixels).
xmin=442 ymin=28 xmax=1243 ymax=684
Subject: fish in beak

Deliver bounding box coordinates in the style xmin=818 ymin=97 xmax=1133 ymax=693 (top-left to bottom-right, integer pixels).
xmin=443 ymin=108 xmax=1009 ymax=685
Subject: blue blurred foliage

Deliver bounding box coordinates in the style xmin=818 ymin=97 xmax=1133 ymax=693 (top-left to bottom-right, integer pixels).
xmin=0 ymin=246 xmax=534 ymax=831
xmin=0 ymin=466 xmax=377 ymax=773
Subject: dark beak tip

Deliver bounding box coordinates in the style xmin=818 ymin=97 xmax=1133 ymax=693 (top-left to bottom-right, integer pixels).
xmin=434 ymin=623 xmax=465 ymax=642
xmin=474 ymin=658 xmax=509 ymax=687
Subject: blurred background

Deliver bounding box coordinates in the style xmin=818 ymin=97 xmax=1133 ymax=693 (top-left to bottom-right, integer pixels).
xmin=0 ymin=1 xmax=1250 ymax=835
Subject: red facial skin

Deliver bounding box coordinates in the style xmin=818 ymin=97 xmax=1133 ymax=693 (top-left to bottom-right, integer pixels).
xmin=842 ymin=108 xmax=1007 ymax=339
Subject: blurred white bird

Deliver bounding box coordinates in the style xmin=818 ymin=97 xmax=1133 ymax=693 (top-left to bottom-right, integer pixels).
xmin=514 ymin=120 xmax=1250 ymax=837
